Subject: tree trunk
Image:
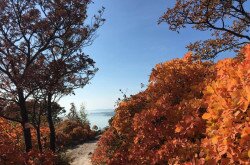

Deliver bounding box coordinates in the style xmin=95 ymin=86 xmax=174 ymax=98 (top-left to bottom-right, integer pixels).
xmin=32 ymin=100 xmax=42 ymax=152
xmin=47 ymin=93 xmax=56 ymax=152
xmin=35 ymin=126 xmax=42 ymax=152
xmin=18 ymin=90 xmax=32 ymax=152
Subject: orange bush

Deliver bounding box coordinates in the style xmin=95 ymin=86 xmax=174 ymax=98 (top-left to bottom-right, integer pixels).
xmin=91 ymin=127 xmax=124 ymax=164
xmin=0 ymin=118 xmax=24 ymax=164
xmin=92 ymin=53 xmax=214 ymax=164
xmin=92 ymin=45 xmax=250 ymax=164
xmin=56 ymin=119 xmax=95 ymax=147
xmin=201 ymin=45 xmax=250 ymax=164
xmin=129 ymin=56 xmax=214 ymax=164
xmin=0 ymin=118 xmax=56 ymax=164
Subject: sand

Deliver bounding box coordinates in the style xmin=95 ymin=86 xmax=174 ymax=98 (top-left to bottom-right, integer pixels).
xmin=66 ymin=140 xmax=97 ymax=165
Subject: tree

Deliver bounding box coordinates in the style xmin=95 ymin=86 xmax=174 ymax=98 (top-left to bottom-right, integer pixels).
xmin=28 ymin=99 xmax=65 ymax=152
xmin=0 ymin=0 xmax=104 ymax=152
xmin=67 ymin=103 xmax=80 ymax=121
xmin=79 ymin=104 xmax=89 ymax=125
xmin=67 ymin=103 xmax=89 ymax=124
xmin=0 ymin=98 xmax=66 ymax=152
xmin=40 ymin=54 xmax=97 ymax=152
xmin=159 ymin=0 xmax=250 ymax=59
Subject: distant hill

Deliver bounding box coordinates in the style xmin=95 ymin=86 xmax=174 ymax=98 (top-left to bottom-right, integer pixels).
xmin=87 ymin=109 xmax=115 ymax=116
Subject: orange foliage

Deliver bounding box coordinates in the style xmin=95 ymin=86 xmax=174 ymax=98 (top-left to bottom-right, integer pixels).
xmin=129 ymin=57 xmax=213 ymax=164
xmin=92 ymin=53 xmax=214 ymax=164
xmin=92 ymin=45 xmax=250 ymax=164
xmin=201 ymin=45 xmax=250 ymax=164
xmin=0 ymin=118 xmax=24 ymax=164
xmin=0 ymin=111 xmax=96 ymax=164
xmin=56 ymin=119 xmax=96 ymax=147
xmin=91 ymin=127 xmax=123 ymax=164
xmin=0 ymin=118 xmax=55 ymax=164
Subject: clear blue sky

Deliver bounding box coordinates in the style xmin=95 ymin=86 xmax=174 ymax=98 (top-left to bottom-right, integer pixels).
xmin=59 ymin=0 xmax=233 ymax=111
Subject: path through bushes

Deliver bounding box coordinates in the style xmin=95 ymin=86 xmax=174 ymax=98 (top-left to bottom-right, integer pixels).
xmin=66 ymin=140 xmax=97 ymax=165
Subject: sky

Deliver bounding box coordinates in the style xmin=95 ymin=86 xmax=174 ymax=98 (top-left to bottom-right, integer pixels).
xmin=59 ymin=0 xmax=234 ymax=111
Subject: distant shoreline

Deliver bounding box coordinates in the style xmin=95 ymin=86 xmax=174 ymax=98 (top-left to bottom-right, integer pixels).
xmin=87 ymin=109 xmax=114 ymax=129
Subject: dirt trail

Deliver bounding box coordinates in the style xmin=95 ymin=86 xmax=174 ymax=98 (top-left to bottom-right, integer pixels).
xmin=66 ymin=140 xmax=97 ymax=165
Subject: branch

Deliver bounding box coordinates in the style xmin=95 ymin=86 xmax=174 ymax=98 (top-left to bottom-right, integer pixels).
xmin=0 ymin=97 xmax=18 ymax=104
xmin=0 ymin=113 xmax=21 ymax=123
xmin=206 ymin=20 xmax=250 ymax=40
xmin=231 ymin=1 xmax=250 ymax=20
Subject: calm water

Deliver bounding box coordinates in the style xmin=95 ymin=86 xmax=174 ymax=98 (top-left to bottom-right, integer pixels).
xmin=87 ymin=109 xmax=114 ymax=130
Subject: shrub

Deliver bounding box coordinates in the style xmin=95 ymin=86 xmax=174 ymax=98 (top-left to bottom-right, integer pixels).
xmin=0 ymin=118 xmax=24 ymax=164
xmin=56 ymin=119 xmax=95 ymax=147
xmin=201 ymin=45 xmax=250 ymax=164
xmin=92 ymin=53 xmax=214 ymax=164
xmin=0 ymin=118 xmax=56 ymax=164
xmin=92 ymin=45 xmax=250 ymax=164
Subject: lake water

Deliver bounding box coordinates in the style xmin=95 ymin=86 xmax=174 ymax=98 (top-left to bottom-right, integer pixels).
xmin=87 ymin=109 xmax=114 ymax=130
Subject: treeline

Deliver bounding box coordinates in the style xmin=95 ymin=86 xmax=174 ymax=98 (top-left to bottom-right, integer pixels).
xmin=92 ymin=45 xmax=250 ymax=164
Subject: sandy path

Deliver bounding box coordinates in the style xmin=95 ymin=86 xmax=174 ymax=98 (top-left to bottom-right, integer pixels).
xmin=66 ymin=140 xmax=97 ymax=165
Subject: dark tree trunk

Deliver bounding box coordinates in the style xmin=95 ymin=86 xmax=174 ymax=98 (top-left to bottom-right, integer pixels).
xmin=18 ymin=90 xmax=32 ymax=152
xmin=47 ymin=93 xmax=56 ymax=152
xmin=32 ymin=100 xmax=42 ymax=152
xmin=35 ymin=126 xmax=42 ymax=152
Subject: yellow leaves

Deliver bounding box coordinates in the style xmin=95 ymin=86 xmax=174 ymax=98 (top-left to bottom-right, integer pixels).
xmin=248 ymin=150 xmax=250 ymax=158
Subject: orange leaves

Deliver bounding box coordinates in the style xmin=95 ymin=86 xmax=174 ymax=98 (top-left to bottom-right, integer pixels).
xmin=246 ymin=86 xmax=250 ymax=102
xmin=183 ymin=52 xmax=192 ymax=61
xmin=241 ymin=127 xmax=250 ymax=138
xmin=161 ymin=0 xmax=250 ymax=60
xmin=241 ymin=44 xmax=250 ymax=61
xmin=211 ymin=136 xmax=219 ymax=145
xmin=92 ymin=45 xmax=250 ymax=165
xmin=56 ymin=119 xmax=95 ymax=147
xmin=175 ymin=124 xmax=182 ymax=133
xmin=0 ymin=118 xmax=57 ymax=164
xmin=93 ymin=53 xmax=214 ymax=165
xmin=201 ymin=44 xmax=250 ymax=164
xmin=0 ymin=118 xmax=24 ymax=164
xmin=202 ymin=113 xmax=211 ymax=120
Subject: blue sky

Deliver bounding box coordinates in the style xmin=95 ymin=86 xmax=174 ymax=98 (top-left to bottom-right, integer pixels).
xmin=59 ymin=0 xmax=233 ymax=111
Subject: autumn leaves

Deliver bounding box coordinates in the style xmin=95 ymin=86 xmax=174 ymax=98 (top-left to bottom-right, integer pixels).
xmin=92 ymin=45 xmax=250 ymax=164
